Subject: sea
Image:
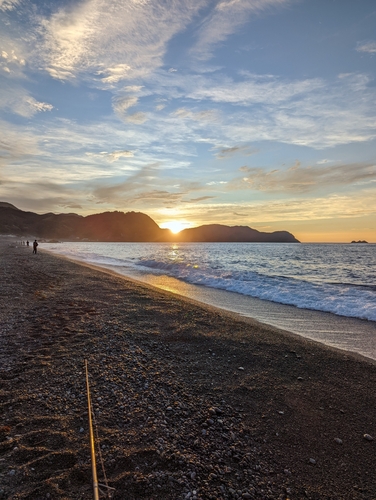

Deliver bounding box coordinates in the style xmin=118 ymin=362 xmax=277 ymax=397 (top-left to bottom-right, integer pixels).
xmin=42 ymin=242 xmax=376 ymax=361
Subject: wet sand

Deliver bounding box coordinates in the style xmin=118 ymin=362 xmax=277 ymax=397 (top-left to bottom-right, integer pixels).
xmin=1 ymin=241 xmax=376 ymax=499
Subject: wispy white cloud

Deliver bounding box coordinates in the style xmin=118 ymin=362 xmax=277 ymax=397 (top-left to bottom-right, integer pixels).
xmin=124 ymin=85 xmax=144 ymax=93
xmin=0 ymin=33 xmax=27 ymax=79
xmin=113 ymin=95 xmax=139 ymax=115
xmin=91 ymin=162 xmax=213 ymax=208
xmin=0 ymin=0 xmax=20 ymax=11
xmin=112 ymin=95 xmax=149 ymax=123
xmin=0 ymin=114 xmax=197 ymax=202
xmin=34 ymin=0 xmax=207 ymax=83
xmin=86 ymin=150 xmax=135 ymax=162
xmin=143 ymin=69 xmax=376 ymax=148
xmin=193 ymin=73 xmax=376 ymax=148
xmin=356 ymin=40 xmax=376 ymax=54
xmin=92 ymin=162 xmax=167 ymax=203
xmin=0 ymin=120 xmax=42 ymax=168
xmin=157 ymin=189 xmax=376 ymax=227
xmin=173 ymin=107 xmax=219 ymax=122
xmin=0 ymin=177 xmax=90 ymax=215
xmin=214 ymin=144 xmax=257 ymax=159
xmin=106 ymin=150 xmax=134 ymax=161
xmin=126 ymin=112 xmax=148 ymax=124
xmin=25 ymin=98 xmax=53 ymax=115
xmin=1 ymin=48 xmax=25 ymax=69
xmin=98 ymin=64 xmax=132 ymax=84
xmin=191 ymin=0 xmax=294 ymax=60
xmin=0 ymin=85 xmax=53 ymax=117
xmin=187 ymin=73 xmax=324 ymax=105
xmin=231 ymin=161 xmax=376 ymax=193
xmin=317 ymin=159 xmax=337 ymax=165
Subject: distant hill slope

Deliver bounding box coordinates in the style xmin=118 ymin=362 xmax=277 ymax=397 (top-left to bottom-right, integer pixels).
xmin=0 ymin=203 xmax=300 ymax=243
xmin=0 ymin=202 xmax=20 ymax=210
xmin=79 ymin=211 xmax=167 ymax=242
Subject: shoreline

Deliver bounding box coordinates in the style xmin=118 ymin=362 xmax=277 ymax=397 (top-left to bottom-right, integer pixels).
xmin=45 ymin=249 xmax=376 ymax=364
xmin=1 ymin=243 xmax=376 ymax=499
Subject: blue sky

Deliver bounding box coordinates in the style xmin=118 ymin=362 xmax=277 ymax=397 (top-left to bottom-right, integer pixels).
xmin=0 ymin=0 xmax=375 ymax=241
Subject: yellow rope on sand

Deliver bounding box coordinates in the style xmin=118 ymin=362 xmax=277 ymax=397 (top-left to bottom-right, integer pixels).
xmin=85 ymin=360 xmax=99 ymax=500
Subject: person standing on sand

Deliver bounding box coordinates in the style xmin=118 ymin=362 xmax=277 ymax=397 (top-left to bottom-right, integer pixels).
xmin=33 ymin=240 xmax=38 ymax=254
xmin=26 ymin=240 xmax=29 ymax=247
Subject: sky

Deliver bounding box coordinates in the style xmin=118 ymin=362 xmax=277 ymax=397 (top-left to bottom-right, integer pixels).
xmin=0 ymin=0 xmax=375 ymax=242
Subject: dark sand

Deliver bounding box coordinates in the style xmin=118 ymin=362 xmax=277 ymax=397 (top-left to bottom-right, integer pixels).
xmin=87 ymin=263 xmax=376 ymax=362
xmin=1 ymin=242 xmax=376 ymax=500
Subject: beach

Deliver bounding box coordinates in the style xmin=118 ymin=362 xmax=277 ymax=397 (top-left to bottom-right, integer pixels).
xmin=1 ymin=242 xmax=376 ymax=500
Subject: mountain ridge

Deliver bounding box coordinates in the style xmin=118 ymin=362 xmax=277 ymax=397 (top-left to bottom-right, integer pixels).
xmin=0 ymin=204 xmax=300 ymax=243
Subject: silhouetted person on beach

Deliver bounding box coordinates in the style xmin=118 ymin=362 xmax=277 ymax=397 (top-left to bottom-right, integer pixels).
xmin=33 ymin=240 xmax=38 ymax=254
xmin=26 ymin=240 xmax=29 ymax=247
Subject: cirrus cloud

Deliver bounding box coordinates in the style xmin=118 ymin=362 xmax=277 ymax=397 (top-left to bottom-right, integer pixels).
xmin=0 ymin=0 xmax=20 ymax=11
xmin=0 ymin=85 xmax=53 ymax=117
xmin=33 ymin=0 xmax=208 ymax=84
xmin=232 ymin=161 xmax=376 ymax=193
xmin=356 ymin=40 xmax=376 ymax=54
xmin=86 ymin=150 xmax=135 ymax=162
xmin=191 ymin=0 xmax=295 ymax=60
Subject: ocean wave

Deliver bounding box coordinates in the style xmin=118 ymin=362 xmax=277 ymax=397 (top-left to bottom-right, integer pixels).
xmin=136 ymin=257 xmax=376 ymax=322
xmin=43 ymin=242 xmax=376 ymax=322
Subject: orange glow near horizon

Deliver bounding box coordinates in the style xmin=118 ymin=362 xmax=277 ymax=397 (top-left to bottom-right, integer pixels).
xmin=157 ymin=217 xmax=375 ymax=243
xmin=160 ymin=220 xmax=190 ymax=234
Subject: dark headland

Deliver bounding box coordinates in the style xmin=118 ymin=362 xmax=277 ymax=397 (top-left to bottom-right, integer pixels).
xmin=0 ymin=202 xmax=299 ymax=243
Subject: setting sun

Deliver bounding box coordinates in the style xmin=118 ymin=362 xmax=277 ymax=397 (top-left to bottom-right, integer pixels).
xmin=160 ymin=220 xmax=189 ymax=234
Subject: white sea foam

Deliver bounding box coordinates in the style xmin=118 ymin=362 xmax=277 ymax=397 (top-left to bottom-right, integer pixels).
xmin=43 ymin=242 xmax=376 ymax=322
